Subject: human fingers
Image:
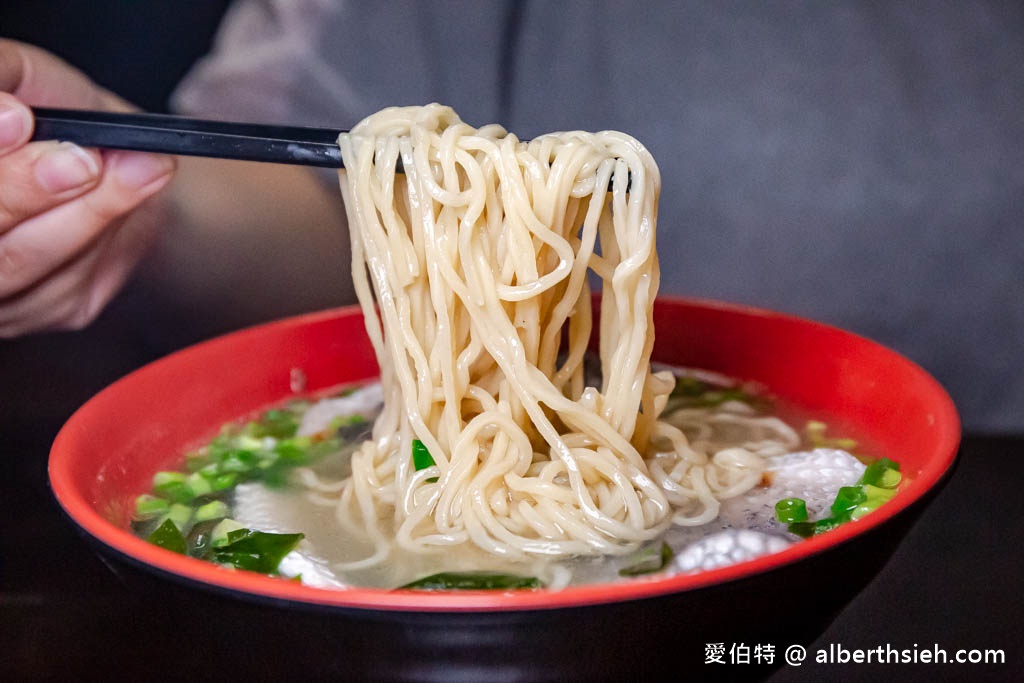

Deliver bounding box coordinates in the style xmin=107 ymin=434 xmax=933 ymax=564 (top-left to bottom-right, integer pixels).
xmin=0 ymin=223 xmax=114 ymax=336
xmin=0 ymin=149 xmax=175 ymax=300
xmin=0 ymin=202 xmax=156 ymax=337
xmin=0 ymin=38 xmax=122 ymax=110
xmin=0 ymin=91 xmax=33 ymax=153
xmin=0 ymin=139 xmax=105 ymax=234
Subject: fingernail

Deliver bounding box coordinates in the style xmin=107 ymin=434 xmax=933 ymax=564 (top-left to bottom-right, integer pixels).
xmin=0 ymin=102 xmax=31 ymax=152
xmin=35 ymin=142 xmax=101 ymax=194
xmin=113 ymin=152 xmax=175 ymax=191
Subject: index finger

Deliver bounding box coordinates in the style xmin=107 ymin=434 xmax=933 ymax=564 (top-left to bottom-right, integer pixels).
xmin=0 ymin=39 xmax=118 ymax=110
xmin=0 ymin=39 xmax=26 ymax=93
xmin=0 ymin=92 xmax=33 ymax=154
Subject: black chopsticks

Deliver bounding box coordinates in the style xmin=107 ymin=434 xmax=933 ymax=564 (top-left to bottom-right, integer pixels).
xmin=29 ymin=108 xmax=632 ymax=188
xmin=30 ymin=108 xmax=345 ymax=168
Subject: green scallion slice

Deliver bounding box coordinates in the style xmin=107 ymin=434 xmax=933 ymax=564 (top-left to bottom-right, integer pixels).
xmin=830 ymin=486 xmax=868 ymax=519
xmin=851 ymin=484 xmax=899 ymax=520
xmin=152 ymin=471 xmax=193 ymax=503
xmin=774 ymin=498 xmax=808 ymax=524
xmin=412 ymin=439 xmax=438 ymax=482
xmin=166 ymin=503 xmax=195 ymax=533
xmin=195 ymin=500 xmax=230 ymax=523
xmin=133 ymin=494 xmax=170 ymax=520
xmin=412 ymin=439 xmax=434 ymax=470
xmin=859 ymin=457 xmax=902 ymax=488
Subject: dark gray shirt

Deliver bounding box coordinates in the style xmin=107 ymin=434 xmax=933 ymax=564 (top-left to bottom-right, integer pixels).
xmin=174 ymin=0 xmax=1024 ymax=431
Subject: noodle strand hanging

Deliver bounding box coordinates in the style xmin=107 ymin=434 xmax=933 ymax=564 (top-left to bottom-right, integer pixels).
xmin=333 ymin=104 xmax=763 ymax=564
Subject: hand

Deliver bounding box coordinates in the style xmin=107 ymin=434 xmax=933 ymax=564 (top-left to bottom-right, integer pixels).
xmin=0 ymin=40 xmax=176 ymax=337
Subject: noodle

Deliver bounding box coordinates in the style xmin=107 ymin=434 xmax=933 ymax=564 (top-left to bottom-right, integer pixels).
xmin=330 ymin=104 xmax=764 ymax=565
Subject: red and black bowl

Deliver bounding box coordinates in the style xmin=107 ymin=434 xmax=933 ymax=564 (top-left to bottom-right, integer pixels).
xmin=49 ymin=297 xmax=959 ymax=681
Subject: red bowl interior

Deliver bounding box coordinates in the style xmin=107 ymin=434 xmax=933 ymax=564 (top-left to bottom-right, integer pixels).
xmin=49 ymin=297 xmax=960 ymax=612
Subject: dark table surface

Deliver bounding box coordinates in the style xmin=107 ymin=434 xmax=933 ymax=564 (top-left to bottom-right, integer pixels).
xmin=1 ymin=306 xmax=1021 ymax=681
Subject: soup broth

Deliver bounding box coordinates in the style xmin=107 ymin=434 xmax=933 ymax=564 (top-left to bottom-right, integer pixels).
xmin=130 ymin=368 xmax=903 ymax=591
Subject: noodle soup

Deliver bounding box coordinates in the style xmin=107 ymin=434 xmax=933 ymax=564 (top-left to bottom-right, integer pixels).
xmin=130 ymin=368 xmax=903 ymax=590
xmin=131 ymin=105 xmax=905 ymax=590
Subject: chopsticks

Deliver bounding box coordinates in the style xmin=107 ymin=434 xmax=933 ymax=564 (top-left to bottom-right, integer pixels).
xmin=29 ymin=108 xmax=632 ymax=188
xmin=30 ymin=108 xmax=346 ymax=168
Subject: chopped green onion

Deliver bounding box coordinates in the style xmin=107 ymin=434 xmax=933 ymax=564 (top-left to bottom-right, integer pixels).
xmin=258 ymin=464 xmax=293 ymax=489
xmin=400 ymin=572 xmax=542 ymax=591
xmin=412 ymin=439 xmax=435 ymax=470
xmin=618 ymin=542 xmax=675 ymax=577
xmin=852 ymin=484 xmax=899 ymax=520
xmin=256 ymin=455 xmax=278 ymax=470
xmin=786 ymin=521 xmax=815 ymax=538
xmin=219 ymin=449 xmax=259 ymax=473
xmin=234 ymin=435 xmax=266 ymax=451
xmin=694 ymin=388 xmax=756 ymax=407
xmin=306 ymin=437 xmax=342 ymax=459
xmin=671 ymin=375 xmax=711 ymax=398
xmin=137 ymin=400 xmax=359 ymax=575
xmin=253 ymin=408 xmax=300 ymax=439
xmin=133 ymin=494 xmax=170 ymax=520
xmin=328 ymin=413 xmax=367 ymax=432
xmin=197 ymin=462 xmax=219 ymax=477
xmin=274 ymin=439 xmax=310 ymax=462
xmin=412 ymin=439 xmax=438 ymax=482
xmin=186 ymin=471 xmax=213 ymax=498
xmin=195 ymin=500 xmax=230 ymax=523
xmin=787 ymin=517 xmax=843 ymax=539
xmin=877 ymin=468 xmax=902 ymax=488
xmin=862 ymin=483 xmax=898 ymax=502
xmin=774 ymin=498 xmax=808 ymax=524
xmin=830 ymin=486 xmax=867 ymax=519
xmin=152 ymin=471 xmax=193 ymax=503
xmin=167 ymin=503 xmax=194 ymax=533
xmin=672 ymin=380 xmax=765 ymax=408
xmin=153 ymin=471 xmax=186 ymax=488
xmin=210 ymin=519 xmax=246 ymax=547
xmin=859 ymin=457 xmax=902 ymax=488
xmin=782 ymin=458 xmax=903 ymax=538
xmin=208 ymin=473 xmax=236 ymax=492
xmin=147 ymin=518 xmax=187 ymax=554
xmin=185 ymin=452 xmax=209 ymax=472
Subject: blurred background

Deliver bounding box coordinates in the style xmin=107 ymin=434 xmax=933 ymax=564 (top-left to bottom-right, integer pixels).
xmin=1 ymin=2 xmax=1020 ymax=681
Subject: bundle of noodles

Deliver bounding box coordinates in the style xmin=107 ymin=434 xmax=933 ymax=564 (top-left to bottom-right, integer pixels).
xmin=332 ymin=104 xmax=762 ymax=565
